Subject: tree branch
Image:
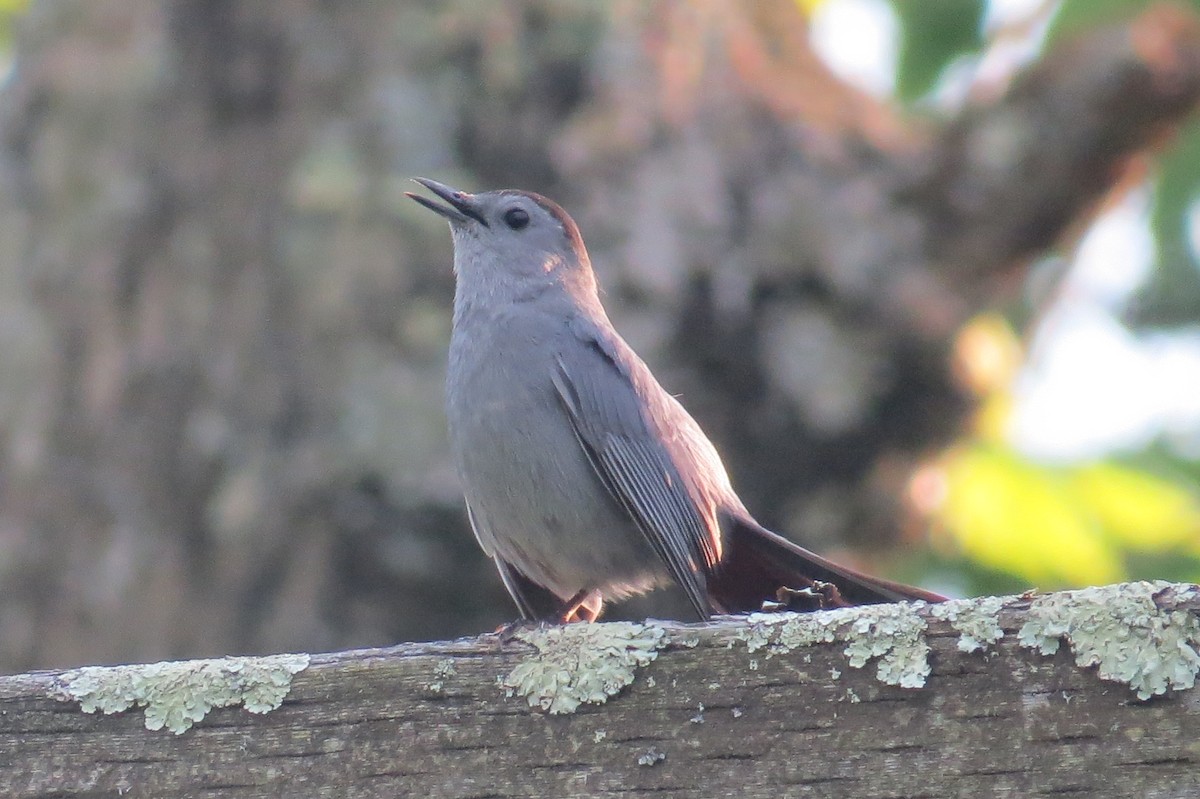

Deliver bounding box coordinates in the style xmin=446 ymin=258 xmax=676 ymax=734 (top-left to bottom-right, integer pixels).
xmin=916 ymin=4 xmax=1200 ymax=286
xmin=4 ymin=582 xmax=1199 ymax=798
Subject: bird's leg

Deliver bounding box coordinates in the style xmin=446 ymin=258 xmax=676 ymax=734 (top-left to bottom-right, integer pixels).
xmin=493 ymin=618 xmax=547 ymax=641
xmin=558 ymin=589 xmax=604 ymax=623
xmin=495 ymin=589 xmax=604 ymax=635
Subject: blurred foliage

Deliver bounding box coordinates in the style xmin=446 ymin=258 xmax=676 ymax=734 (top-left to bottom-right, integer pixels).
xmin=926 ymin=314 xmax=1200 ymax=593
xmin=872 ymin=0 xmax=1200 ymax=594
xmin=890 ymin=0 xmax=986 ymax=103
xmin=1046 ymin=0 xmax=1200 ymax=41
xmin=887 ymin=0 xmax=1200 ymax=330
xmin=0 ymin=0 xmax=27 ymax=53
xmin=936 ymin=443 xmax=1200 ymax=588
xmin=1047 ymin=0 xmax=1200 ymax=329
xmin=1133 ymin=118 xmax=1200 ymax=327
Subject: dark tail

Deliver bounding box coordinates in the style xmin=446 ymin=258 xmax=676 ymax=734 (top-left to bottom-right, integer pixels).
xmin=708 ymin=515 xmax=946 ymax=613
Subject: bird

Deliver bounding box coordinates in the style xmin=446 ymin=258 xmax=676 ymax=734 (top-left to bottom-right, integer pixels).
xmin=406 ymin=177 xmax=945 ymax=623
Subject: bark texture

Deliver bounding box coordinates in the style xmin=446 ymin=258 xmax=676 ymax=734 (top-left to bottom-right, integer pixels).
xmin=2 ymin=583 xmax=1199 ymax=798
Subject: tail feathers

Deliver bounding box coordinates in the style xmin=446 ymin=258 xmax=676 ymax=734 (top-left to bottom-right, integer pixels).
xmin=708 ymin=516 xmax=946 ymax=613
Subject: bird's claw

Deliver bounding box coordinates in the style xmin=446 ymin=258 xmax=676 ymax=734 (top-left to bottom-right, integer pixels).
xmin=760 ymin=581 xmax=846 ymax=612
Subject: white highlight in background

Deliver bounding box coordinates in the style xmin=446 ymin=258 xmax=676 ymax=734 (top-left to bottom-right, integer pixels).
xmin=809 ymin=0 xmax=897 ymax=96
xmin=1009 ymin=194 xmax=1200 ymax=460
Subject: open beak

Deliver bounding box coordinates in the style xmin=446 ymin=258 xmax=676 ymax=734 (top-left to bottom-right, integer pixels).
xmin=405 ymin=178 xmax=489 ymax=227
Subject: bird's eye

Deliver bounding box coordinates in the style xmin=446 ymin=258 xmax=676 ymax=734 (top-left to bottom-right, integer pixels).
xmin=503 ymin=207 xmax=530 ymax=230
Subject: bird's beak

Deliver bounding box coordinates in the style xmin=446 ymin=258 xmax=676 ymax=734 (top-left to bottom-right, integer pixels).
xmin=405 ymin=178 xmax=490 ymax=227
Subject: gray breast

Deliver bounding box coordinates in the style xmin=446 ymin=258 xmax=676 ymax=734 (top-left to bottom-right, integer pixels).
xmin=445 ymin=308 xmax=663 ymax=600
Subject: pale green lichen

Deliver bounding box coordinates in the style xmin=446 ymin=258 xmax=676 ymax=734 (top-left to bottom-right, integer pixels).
xmin=841 ymin=603 xmax=931 ymax=688
xmin=740 ymin=611 xmax=839 ymax=654
xmin=1017 ymin=581 xmax=1200 ymax=700
xmin=740 ymin=603 xmax=931 ymax=688
xmin=502 ymin=622 xmax=666 ymax=714
xmin=58 ymin=653 xmax=311 ymax=734
xmin=426 ymin=657 xmax=457 ymax=693
xmin=931 ymin=595 xmax=1008 ymax=653
xmin=734 ymin=584 xmax=1200 ymax=697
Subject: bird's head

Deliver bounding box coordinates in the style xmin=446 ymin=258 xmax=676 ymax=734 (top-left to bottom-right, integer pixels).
xmin=407 ymin=178 xmax=595 ymax=295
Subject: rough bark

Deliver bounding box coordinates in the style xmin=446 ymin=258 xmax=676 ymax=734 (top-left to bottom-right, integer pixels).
xmin=2 ymin=582 xmax=1199 ymax=798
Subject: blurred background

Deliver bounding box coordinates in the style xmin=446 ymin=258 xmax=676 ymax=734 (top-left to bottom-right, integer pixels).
xmin=0 ymin=0 xmax=1199 ymax=672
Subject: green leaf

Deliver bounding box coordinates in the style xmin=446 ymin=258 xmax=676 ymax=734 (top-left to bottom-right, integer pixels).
xmin=1129 ymin=120 xmax=1200 ymax=327
xmin=890 ymin=0 xmax=985 ymax=103
xmin=1048 ymin=0 xmax=1200 ymax=45
xmin=1047 ymin=0 xmax=1149 ymax=45
xmin=937 ymin=443 xmax=1200 ymax=588
xmin=1067 ymin=461 xmax=1200 ymax=552
xmin=1045 ymin=2 xmax=1200 ymax=329
xmin=0 ymin=0 xmax=28 ymax=54
xmin=940 ymin=445 xmax=1124 ymax=587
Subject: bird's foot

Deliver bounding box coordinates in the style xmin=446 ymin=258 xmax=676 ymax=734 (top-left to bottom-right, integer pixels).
xmin=494 ymin=588 xmax=604 ymax=639
xmin=558 ymin=588 xmax=603 ymax=623
xmin=761 ymin=581 xmax=846 ymax=613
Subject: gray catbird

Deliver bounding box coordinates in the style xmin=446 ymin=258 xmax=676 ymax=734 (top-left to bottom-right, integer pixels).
xmin=407 ymin=177 xmax=945 ymax=622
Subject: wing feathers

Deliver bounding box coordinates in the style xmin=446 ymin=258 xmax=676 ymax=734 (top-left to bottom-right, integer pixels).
xmin=552 ymin=349 xmax=713 ymax=618
xmin=599 ymin=437 xmax=709 ymax=616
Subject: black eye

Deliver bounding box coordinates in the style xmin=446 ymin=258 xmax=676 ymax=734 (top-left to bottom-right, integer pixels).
xmin=503 ymin=207 xmax=530 ymax=230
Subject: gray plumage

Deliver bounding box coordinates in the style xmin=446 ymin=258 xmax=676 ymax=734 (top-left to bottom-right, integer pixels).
xmin=407 ymin=178 xmax=944 ymax=622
